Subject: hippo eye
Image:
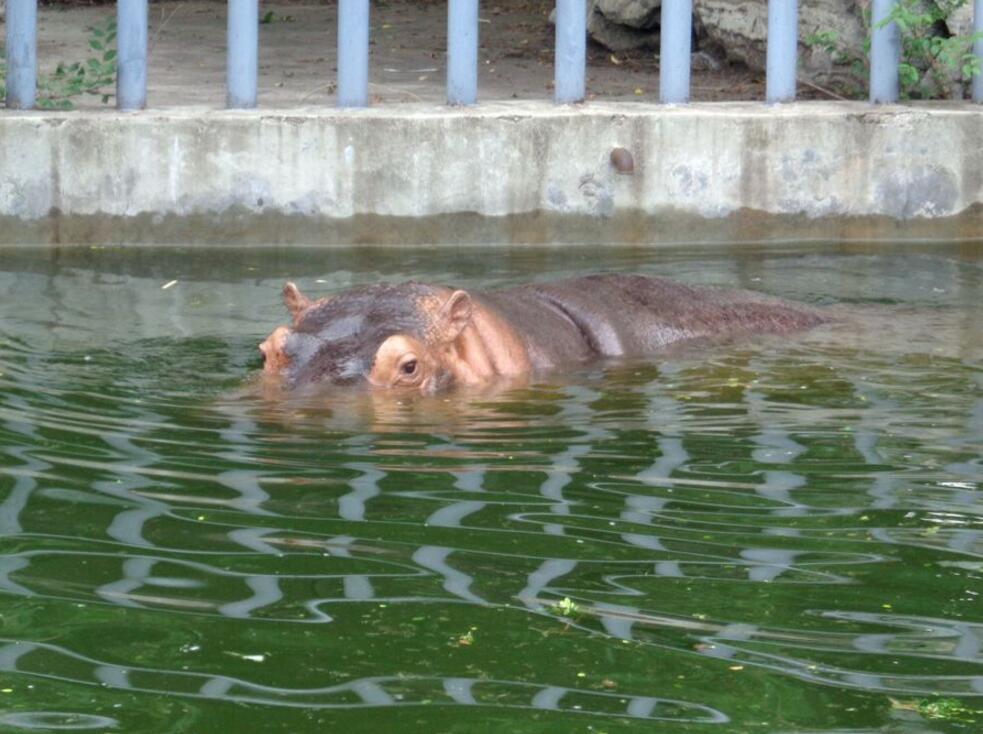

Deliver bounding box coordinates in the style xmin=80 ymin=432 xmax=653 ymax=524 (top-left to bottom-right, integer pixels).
xmin=401 ymin=359 xmax=418 ymax=376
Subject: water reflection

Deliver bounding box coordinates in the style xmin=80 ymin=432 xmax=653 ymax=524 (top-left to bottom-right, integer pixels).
xmin=0 ymin=640 xmax=727 ymax=722
xmin=0 ymin=712 xmax=119 ymax=731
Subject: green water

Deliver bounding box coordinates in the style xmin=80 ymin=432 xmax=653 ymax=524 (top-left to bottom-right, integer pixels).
xmin=0 ymin=243 xmax=981 ymax=733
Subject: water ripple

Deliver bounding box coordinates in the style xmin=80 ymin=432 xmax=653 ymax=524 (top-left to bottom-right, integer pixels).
xmin=1 ymin=246 xmax=982 ymax=731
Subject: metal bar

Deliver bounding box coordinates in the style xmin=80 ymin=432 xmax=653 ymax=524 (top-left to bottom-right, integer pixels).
xmin=766 ymin=0 xmax=798 ymax=103
xmin=554 ymin=0 xmax=586 ymax=103
xmin=974 ymin=0 xmax=982 ymax=103
xmin=870 ymin=0 xmax=900 ymax=103
xmin=227 ymin=0 xmax=259 ymax=108
xmin=447 ymin=0 xmax=479 ymax=105
xmin=659 ymin=0 xmax=692 ymax=104
xmin=337 ymin=0 xmax=370 ymax=108
xmin=5 ymin=0 xmax=38 ymax=109
xmin=117 ymin=0 xmax=148 ymax=110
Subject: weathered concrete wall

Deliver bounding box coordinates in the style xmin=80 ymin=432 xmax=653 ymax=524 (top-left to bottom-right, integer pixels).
xmin=0 ymin=102 xmax=980 ymax=245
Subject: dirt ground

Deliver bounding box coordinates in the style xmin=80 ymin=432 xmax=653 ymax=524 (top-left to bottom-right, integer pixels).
xmin=14 ymin=0 xmax=785 ymax=108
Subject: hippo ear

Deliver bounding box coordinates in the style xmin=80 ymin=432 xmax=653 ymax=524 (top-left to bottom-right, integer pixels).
xmin=436 ymin=290 xmax=473 ymax=342
xmin=283 ymin=282 xmax=312 ymax=320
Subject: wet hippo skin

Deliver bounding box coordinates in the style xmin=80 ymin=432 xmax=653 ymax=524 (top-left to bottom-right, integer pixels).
xmin=260 ymin=274 xmax=826 ymax=393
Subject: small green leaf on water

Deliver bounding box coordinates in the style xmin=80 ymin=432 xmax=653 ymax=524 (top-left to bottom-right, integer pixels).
xmin=551 ymin=597 xmax=580 ymax=617
xmin=916 ymin=697 xmax=980 ymax=723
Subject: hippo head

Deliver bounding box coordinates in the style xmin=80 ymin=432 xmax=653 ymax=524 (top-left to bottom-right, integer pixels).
xmin=259 ymin=281 xmax=474 ymax=393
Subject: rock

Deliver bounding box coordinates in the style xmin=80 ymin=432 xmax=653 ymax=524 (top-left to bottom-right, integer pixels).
xmin=550 ymin=0 xmax=661 ymax=51
xmin=572 ymin=0 xmax=973 ymax=94
xmin=691 ymin=50 xmax=722 ymax=72
xmin=693 ymin=0 xmax=768 ymax=70
xmin=944 ymin=3 xmax=974 ymax=38
xmin=694 ymin=0 xmax=868 ymax=87
xmin=595 ymin=0 xmax=662 ymax=30
xmin=588 ymin=2 xmax=659 ymax=51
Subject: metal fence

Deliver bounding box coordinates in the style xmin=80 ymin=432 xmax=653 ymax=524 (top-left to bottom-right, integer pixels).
xmin=4 ymin=0 xmax=983 ymax=110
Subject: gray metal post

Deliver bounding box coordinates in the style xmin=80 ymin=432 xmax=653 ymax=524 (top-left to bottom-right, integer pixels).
xmin=659 ymin=0 xmax=692 ymax=104
xmin=448 ymin=0 xmax=479 ymax=105
xmin=227 ymin=0 xmax=259 ymax=108
xmin=974 ymin=0 xmax=982 ymax=103
xmin=5 ymin=0 xmax=37 ymax=109
xmin=117 ymin=0 xmax=148 ymax=110
xmin=870 ymin=0 xmax=900 ymax=104
xmin=338 ymin=0 xmax=370 ymax=108
xmin=766 ymin=0 xmax=798 ymax=103
xmin=554 ymin=0 xmax=586 ymax=103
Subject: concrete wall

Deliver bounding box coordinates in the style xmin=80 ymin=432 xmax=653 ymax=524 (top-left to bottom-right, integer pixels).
xmin=0 ymin=101 xmax=981 ymax=245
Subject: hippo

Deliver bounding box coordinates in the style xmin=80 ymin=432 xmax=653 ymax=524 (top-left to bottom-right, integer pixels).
xmin=259 ymin=274 xmax=826 ymax=393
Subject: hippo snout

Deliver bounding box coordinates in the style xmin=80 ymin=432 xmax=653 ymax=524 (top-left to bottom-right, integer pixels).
xmin=259 ymin=324 xmax=376 ymax=388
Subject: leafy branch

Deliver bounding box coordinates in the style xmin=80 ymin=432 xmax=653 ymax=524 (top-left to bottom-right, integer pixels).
xmin=0 ymin=17 xmax=117 ymax=110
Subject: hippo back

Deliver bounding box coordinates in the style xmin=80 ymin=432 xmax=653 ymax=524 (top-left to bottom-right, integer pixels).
xmin=481 ymin=274 xmax=825 ymax=369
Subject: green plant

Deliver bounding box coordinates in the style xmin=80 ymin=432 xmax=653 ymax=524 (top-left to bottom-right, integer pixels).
xmin=0 ymin=18 xmax=117 ymax=110
xmin=806 ymin=0 xmax=983 ymax=100
xmin=891 ymin=696 xmax=982 ymax=724
xmin=806 ymin=30 xmax=854 ymax=66
xmin=550 ymin=596 xmax=581 ymax=618
xmin=917 ymin=697 xmax=978 ymax=722
xmin=804 ymin=28 xmax=870 ymax=97
xmin=260 ymin=10 xmax=295 ymax=24
xmin=879 ymin=0 xmax=983 ymax=99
